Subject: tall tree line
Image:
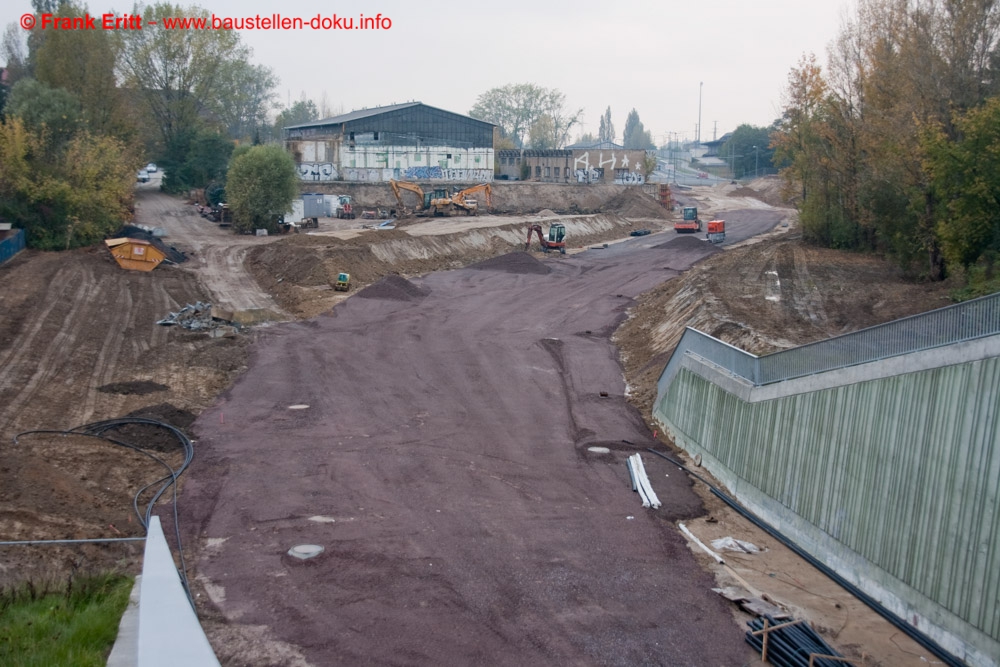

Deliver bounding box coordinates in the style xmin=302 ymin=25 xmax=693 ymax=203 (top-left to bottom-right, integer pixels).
xmin=773 ymin=0 xmax=1000 ymax=290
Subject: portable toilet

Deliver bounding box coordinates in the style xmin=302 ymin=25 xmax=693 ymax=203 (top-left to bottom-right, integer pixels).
xmin=302 ymin=193 xmax=325 ymax=220
xmin=105 ymin=238 xmax=167 ymax=271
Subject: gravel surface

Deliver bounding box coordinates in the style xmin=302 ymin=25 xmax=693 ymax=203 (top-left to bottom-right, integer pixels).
xmin=182 ymin=237 xmax=754 ymax=666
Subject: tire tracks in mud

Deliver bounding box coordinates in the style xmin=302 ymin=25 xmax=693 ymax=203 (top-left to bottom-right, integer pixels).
xmin=0 ymin=264 xmax=96 ymax=432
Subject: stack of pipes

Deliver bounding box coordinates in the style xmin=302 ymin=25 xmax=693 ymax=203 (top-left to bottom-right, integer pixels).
xmin=626 ymin=454 xmax=661 ymax=509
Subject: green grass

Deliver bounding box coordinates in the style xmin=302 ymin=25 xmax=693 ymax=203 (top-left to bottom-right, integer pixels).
xmin=0 ymin=573 xmax=134 ymax=667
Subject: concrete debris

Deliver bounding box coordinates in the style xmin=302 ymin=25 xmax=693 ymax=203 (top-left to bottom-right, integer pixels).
xmin=157 ymin=302 xmax=242 ymax=334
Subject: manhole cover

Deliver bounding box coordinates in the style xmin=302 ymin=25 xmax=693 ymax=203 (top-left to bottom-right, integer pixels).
xmin=288 ymin=404 xmax=310 ymax=410
xmin=288 ymin=544 xmax=324 ymax=560
xmin=587 ymin=446 xmax=611 ymax=454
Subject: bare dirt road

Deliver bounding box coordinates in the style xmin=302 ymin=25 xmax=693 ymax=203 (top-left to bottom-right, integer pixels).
xmin=135 ymin=181 xmax=287 ymax=315
xmin=182 ymin=238 xmax=757 ymax=666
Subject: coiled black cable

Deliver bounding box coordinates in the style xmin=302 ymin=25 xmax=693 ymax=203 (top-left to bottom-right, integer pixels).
xmin=13 ymin=417 xmax=197 ymax=606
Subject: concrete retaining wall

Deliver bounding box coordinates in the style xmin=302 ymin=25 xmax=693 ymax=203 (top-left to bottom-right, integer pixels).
xmin=298 ymin=181 xmax=646 ymax=214
xmin=653 ymin=336 xmax=1000 ymax=666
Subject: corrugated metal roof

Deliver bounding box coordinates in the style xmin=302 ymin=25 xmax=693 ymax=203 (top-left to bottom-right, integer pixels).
xmin=285 ymin=102 xmax=495 ymax=130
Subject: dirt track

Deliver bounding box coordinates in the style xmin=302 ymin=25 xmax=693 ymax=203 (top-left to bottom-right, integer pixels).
xmin=183 ymin=238 xmax=757 ymax=666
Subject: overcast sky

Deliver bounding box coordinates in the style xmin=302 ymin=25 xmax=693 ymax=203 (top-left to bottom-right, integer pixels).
xmin=2 ymin=0 xmax=855 ymax=143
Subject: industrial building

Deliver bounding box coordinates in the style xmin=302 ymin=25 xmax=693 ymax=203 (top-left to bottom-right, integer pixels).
xmin=497 ymin=144 xmax=651 ymax=184
xmin=284 ymin=102 xmax=495 ymax=183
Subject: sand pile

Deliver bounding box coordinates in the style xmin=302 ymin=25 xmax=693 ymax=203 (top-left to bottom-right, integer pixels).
xmin=469 ymin=252 xmax=552 ymax=275
xmin=355 ymin=274 xmax=430 ymax=301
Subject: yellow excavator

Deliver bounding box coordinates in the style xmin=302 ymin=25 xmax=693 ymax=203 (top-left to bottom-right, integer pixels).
xmin=451 ymin=183 xmax=492 ymax=216
xmin=389 ymin=180 xmax=492 ymax=217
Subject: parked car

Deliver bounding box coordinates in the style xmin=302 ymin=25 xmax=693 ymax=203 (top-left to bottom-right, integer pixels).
xmin=137 ymin=169 xmax=150 ymax=183
xmin=146 ymin=163 xmax=157 ymax=173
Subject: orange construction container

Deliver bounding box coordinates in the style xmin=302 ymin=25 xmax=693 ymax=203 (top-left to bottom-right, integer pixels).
xmin=707 ymin=220 xmax=725 ymax=234
xmin=105 ymin=238 xmax=166 ymax=272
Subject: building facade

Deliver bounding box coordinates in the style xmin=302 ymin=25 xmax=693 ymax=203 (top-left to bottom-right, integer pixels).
xmin=497 ymin=143 xmax=651 ymax=185
xmin=284 ymin=102 xmax=495 ymax=183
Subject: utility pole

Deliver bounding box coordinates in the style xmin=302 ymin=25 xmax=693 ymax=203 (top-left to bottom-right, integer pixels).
xmin=753 ymin=145 xmax=759 ymax=178
xmin=697 ymin=82 xmax=703 ymax=145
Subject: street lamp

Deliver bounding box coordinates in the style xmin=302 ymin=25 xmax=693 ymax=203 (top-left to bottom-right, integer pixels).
xmin=753 ymin=145 xmax=759 ymax=178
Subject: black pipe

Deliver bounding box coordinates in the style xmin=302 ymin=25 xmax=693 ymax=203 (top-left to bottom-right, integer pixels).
xmin=647 ymin=447 xmax=966 ymax=667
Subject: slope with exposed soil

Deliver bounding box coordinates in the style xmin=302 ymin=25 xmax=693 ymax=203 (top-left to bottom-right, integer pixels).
xmin=0 ymin=178 xmax=957 ymax=665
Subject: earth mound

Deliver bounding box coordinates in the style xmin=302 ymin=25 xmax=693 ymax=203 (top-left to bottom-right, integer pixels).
xmin=98 ymin=381 xmax=169 ymax=395
xmin=654 ymin=235 xmax=722 ymax=252
xmin=469 ymin=252 xmax=552 ymax=275
xmin=605 ymin=188 xmax=671 ymax=220
xmin=355 ymin=274 xmax=430 ymax=301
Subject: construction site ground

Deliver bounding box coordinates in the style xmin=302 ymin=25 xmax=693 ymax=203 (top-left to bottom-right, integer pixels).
xmin=0 ymin=177 xmax=957 ymax=665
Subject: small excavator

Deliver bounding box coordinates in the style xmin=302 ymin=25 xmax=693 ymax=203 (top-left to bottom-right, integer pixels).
xmin=525 ymin=223 xmax=566 ymax=254
xmin=389 ymin=180 xmax=492 ymax=217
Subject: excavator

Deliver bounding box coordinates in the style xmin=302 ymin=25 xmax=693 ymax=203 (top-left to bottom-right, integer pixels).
xmin=451 ymin=183 xmax=492 ymax=216
xmin=525 ymin=223 xmax=566 ymax=254
xmin=389 ymin=180 xmax=492 ymax=217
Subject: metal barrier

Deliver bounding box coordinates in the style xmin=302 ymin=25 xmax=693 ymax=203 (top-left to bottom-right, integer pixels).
xmin=658 ymin=290 xmax=1000 ymax=392
xmin=0 ymin=228 xmax=26 ymax=265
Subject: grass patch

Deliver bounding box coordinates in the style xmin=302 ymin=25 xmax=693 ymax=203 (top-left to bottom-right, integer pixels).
xmin=0 ymin=573 xmax=133 ymax=667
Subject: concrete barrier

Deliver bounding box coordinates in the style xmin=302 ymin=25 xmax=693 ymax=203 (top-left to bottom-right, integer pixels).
xmin=136 ymin=517 xmax=219 ymax=667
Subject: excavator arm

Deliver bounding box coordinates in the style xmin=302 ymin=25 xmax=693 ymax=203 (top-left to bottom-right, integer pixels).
xmin=525 ymin=224 xmax=546 ymax=250
xmin=390 ymin=180 xmax=426 ymax=215
xmin=452 ymin=183 xmax=493 ymax=214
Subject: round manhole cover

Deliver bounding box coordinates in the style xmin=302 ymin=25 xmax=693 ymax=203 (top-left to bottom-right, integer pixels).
xmin=587 ymin=446 xmax=611 ymax=454
xmin=288 ymin=544 xmax=324 ymax=560
xmin=288 ymin=404 xmax=310 ymax=410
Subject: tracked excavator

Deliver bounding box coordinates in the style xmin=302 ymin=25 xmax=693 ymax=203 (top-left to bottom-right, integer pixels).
xmin=450 ymin=183 xmax=492 ymax=215
xmin=526 ymin=223 xmax=566 ymax=254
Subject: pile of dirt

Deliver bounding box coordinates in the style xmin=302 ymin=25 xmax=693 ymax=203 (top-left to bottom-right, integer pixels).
xmin=98 ymin=381 xmax=169 ymax=395
xmin=604 ymin=188 xmax=671 ymax=220
xmin=614 ymin=236 xmax=957 ymax=417
xmin=252 ymin=242 xmax=328 ymax=286
xmin=739 ymin=176 xmax=793 ymax=208
xmin=355 ymin=274 xmax=429 ymax=301
xmin=469 ymin=251 xmax=551 ymax=274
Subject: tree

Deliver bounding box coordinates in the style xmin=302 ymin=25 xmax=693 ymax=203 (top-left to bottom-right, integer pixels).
xmin=116 ymin=3 xmax=247 ymax=151
xmin=720 ymin=124 xmax=775 ymax=179
xmin=161 ymin=128 xmax=233 ymax=193
xmin=0 ymin=116 xmax=137 ymax=250
xmin=598 ymin=106 xmax=614 ymax=143
xmin=528 ymin=114 xmax=557 ymax=149
xmin=6 ymin=78 xmax=82 ymax=150
xmin=575 ymin=131 xmax=598 ymax=146
xmin=923 ymin=97 xmax=1000 ymax=272
xmin=225 ymin=144 xmax=298 ymax=234
xmin=32 ymin=3 xmax=130 ymax=138
xmin=469 ymin=83 xmax=580 ymax=148
xmin=274 ymin=99 xmax=319 ymax=135
xmin=623 ymin=108 xmax=654 ymax=149
xmin=210 ymin=60 xmax=278 ymax=144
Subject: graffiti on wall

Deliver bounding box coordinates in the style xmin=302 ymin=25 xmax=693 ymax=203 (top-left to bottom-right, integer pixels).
xmin=442 ymin=169 xmax=492 ymax=181
xmin=298 ymin=163 xmax=337 ymax=181
xmin=614 ymin=170 xmax=645 ymax=185
xmin=575 ymin=168 xmax=604 ymax=183
xmin=404 ymin=166 xmax=443 ymax=179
